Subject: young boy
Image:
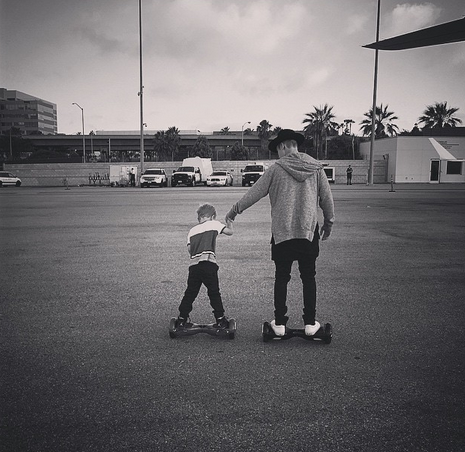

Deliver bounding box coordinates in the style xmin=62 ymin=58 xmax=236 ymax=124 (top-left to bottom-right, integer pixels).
xmin=176 ymin=203 xmax=233 ymax=328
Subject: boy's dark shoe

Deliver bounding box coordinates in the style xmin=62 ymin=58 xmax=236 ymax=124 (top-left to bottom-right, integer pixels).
xmin=215 ymin=316 xmax=229 ymax=329
xmin=176 ymin=316 xmax=188 ymax=328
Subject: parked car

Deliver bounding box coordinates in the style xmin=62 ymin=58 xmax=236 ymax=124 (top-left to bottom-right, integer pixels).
xmin=140 ymin=168 xmax=167 ymax=187
xmin=206 ymin=171 xmax=233 ymax=187
xmin=0 ymin=171 xmax=22 ymax=187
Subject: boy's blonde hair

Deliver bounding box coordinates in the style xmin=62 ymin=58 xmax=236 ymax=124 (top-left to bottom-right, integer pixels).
xmin=197 ymin=203 xmax=216 ymax=220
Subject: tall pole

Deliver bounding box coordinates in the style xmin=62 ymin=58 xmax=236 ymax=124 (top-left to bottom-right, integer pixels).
xmin=368 ymin=0 xmax=381 ymax=185
xmin=9 ymin=128 xmax=13 ymax=159
xmin=139 ymin=0 xmax=145 ymax=175
xmin=72 ymin=102 xmax=85 ymax=163
xmin=241 ymin=121 xmax=250 ymax=146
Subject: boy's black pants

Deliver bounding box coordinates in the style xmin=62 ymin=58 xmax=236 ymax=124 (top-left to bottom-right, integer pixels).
xmin=179 ymin=261 xmax=225 ymax=319
xmin=271 ymin=232 xmax=320 ymax=326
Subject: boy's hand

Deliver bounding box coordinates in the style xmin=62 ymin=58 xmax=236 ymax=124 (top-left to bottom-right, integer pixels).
xmin=222 ymin=217 xmax=234 ymax=236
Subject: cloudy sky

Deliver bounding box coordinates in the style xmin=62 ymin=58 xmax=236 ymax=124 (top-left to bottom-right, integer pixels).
xmin=1 ymin=0 xmax=464 ymax=135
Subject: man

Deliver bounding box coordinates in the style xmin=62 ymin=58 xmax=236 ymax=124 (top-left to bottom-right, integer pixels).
xmin=346 ymin=164 xmax=353 ymax=185
xmin=226 ymin=129 xmax=334 ymax=336
xmin=129 ymin=168 xmax=136 ymax=187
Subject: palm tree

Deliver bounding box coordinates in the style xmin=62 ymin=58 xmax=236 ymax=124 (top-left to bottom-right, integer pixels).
xmin=220 ymin=127 xmax=230 ymax=135
xmin=166 ymin=126 xmax=181 ymax=160
xmin=151 ymin=127 xmax=181 ymax=161
xmin=418 ymin=101 xmax=462 ymax=129
xmin=152 ymin=130 xmax=169 ymax=161
xmin=303 ymin=104 xmax=338 ymax=159
xmin=360 ymin=104 xmax=399 ymax=138
xmin=257 ymin=120 xmax=273 ymax=151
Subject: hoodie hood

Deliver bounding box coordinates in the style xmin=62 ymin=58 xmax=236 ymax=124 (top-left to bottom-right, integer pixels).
xmin=275 ymin=152 xmax=323 ymax=182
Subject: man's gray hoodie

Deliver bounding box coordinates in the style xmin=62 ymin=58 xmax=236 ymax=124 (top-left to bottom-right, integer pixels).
xmin=227 ymin=152 xmax=334 ymax=244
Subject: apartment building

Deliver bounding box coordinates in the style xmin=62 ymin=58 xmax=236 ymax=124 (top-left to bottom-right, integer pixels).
xmin=0 ymin=88 xmax=57 ymax=135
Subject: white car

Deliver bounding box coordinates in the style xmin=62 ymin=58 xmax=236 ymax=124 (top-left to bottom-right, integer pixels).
xmin=0 ymin=171 xmax=22 ymax=187
xmin=140 ymin=168 xmax=167 ymax=188
xmin=206 ymin=171 xmax=233 ymax=187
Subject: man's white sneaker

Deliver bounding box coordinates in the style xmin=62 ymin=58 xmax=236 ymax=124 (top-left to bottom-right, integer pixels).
xmin=270 ymin=320 xmax=285 ymax=336
xmin=305 ymin=321 xmax=321 ymax=336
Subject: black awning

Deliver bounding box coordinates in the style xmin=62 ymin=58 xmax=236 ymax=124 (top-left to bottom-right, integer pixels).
xmin=363 ymin=17 xmax=465 ymax=50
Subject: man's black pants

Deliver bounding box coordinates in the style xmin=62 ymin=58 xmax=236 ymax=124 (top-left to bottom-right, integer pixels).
xmin=271 ymin=233 xmax=320 ymax=326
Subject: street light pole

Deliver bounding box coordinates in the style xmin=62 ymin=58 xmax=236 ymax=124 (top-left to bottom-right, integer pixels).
xmin=368 ymin=0 xmax=381 ymax=185
xmin=90 ymin=131 xmax=94 ymax=160
xmin=72 ymin=102 xmax=85 ymax=163
xmin=138 ymin=0 xmax=145 ymax=175
xmin=241 ymin=121 xmax=251 ymax=146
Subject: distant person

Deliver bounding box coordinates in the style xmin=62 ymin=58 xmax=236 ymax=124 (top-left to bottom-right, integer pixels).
xmin=129 ymin=168 xmax=136 ymax=187
xmin=175 ymin=203 xmax=234 ymax=329
xmin=346 ymin=164 xmax=353 ymax=185
xmin=225 ymin=129 xmax=334 ymax=336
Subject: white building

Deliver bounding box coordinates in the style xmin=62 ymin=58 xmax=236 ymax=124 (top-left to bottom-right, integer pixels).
xmin=360 ymin=133 xmax=465 ymax=184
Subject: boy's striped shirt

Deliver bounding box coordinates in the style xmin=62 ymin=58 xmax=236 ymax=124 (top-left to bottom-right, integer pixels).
xmin=187 ymin=219 xmax=225 ymax=266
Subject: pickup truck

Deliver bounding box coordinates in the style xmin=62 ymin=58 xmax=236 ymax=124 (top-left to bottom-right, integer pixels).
xmin=171 ymin=157 xmax=213 ymax=187
xmin=241 ymin=162 xmax=266 ymax=186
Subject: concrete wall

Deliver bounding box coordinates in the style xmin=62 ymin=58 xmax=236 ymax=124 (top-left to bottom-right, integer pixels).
xmin=5 ymin=159 xmax=387 ymax=187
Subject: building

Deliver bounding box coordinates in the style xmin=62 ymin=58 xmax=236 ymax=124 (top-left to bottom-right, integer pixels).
xmin=360 ymin=129 xmax=465 ymax=184
xmin=14 ymin=131 xmax=264 ymax=162
xmin=0 ymin=88 xmax=57 ymax=136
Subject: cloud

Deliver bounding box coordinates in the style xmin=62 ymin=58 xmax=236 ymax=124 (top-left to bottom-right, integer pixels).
xmin=144 ymin=0 xmax=309 ymax=59
xmin=141 ymin=0 xmax=319 ymax=99
xmin=384 ymin=3 xmax=442 ymax=38
xmin=345 ymin=14 xmax=370 ymax=35
xmin=76 ymin=3 xmax=139 ymax=57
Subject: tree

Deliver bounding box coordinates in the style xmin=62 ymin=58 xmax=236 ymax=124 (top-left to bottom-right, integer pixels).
xmin=230 ymin=141 xmax=248 ymax=160
xmin=166 ymin=126 xmax=181 ymax=160
xmin=220 ymin=127 xmax=230 ymax=135
xmin=257 ymin=120 xmax=273 ymax=151
xmin=0 ymin=127 xmax=34 ymax=161
xmin=152 ymin=131 xmax=170 ymax=161
xmin=418 ymin=101 xmax=462 ymax=129
xmin=151 ymin=127 xmax=181 ymax=161
xmin=302 ymin=104 xmax=338 ymax=159
xmin=325 ymin=135 xmax=360 ymax=160
xmin=359 ymin=104 xmax=399 ymax=138
xmin=191 ymin=135 xmax=212 ymax=158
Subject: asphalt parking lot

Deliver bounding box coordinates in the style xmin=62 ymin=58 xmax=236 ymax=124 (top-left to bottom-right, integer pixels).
xmin=1 ymin=184 xmax=465 ymax=452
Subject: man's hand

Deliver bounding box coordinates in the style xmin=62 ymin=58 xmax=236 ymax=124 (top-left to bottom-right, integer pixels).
xmin=225 ymin=208 xmax=237 ymax=223
xmin=320 ymin=222 xmax=332 ymax=241
xmin=226 ymin=217 xmax=234 ymax=229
